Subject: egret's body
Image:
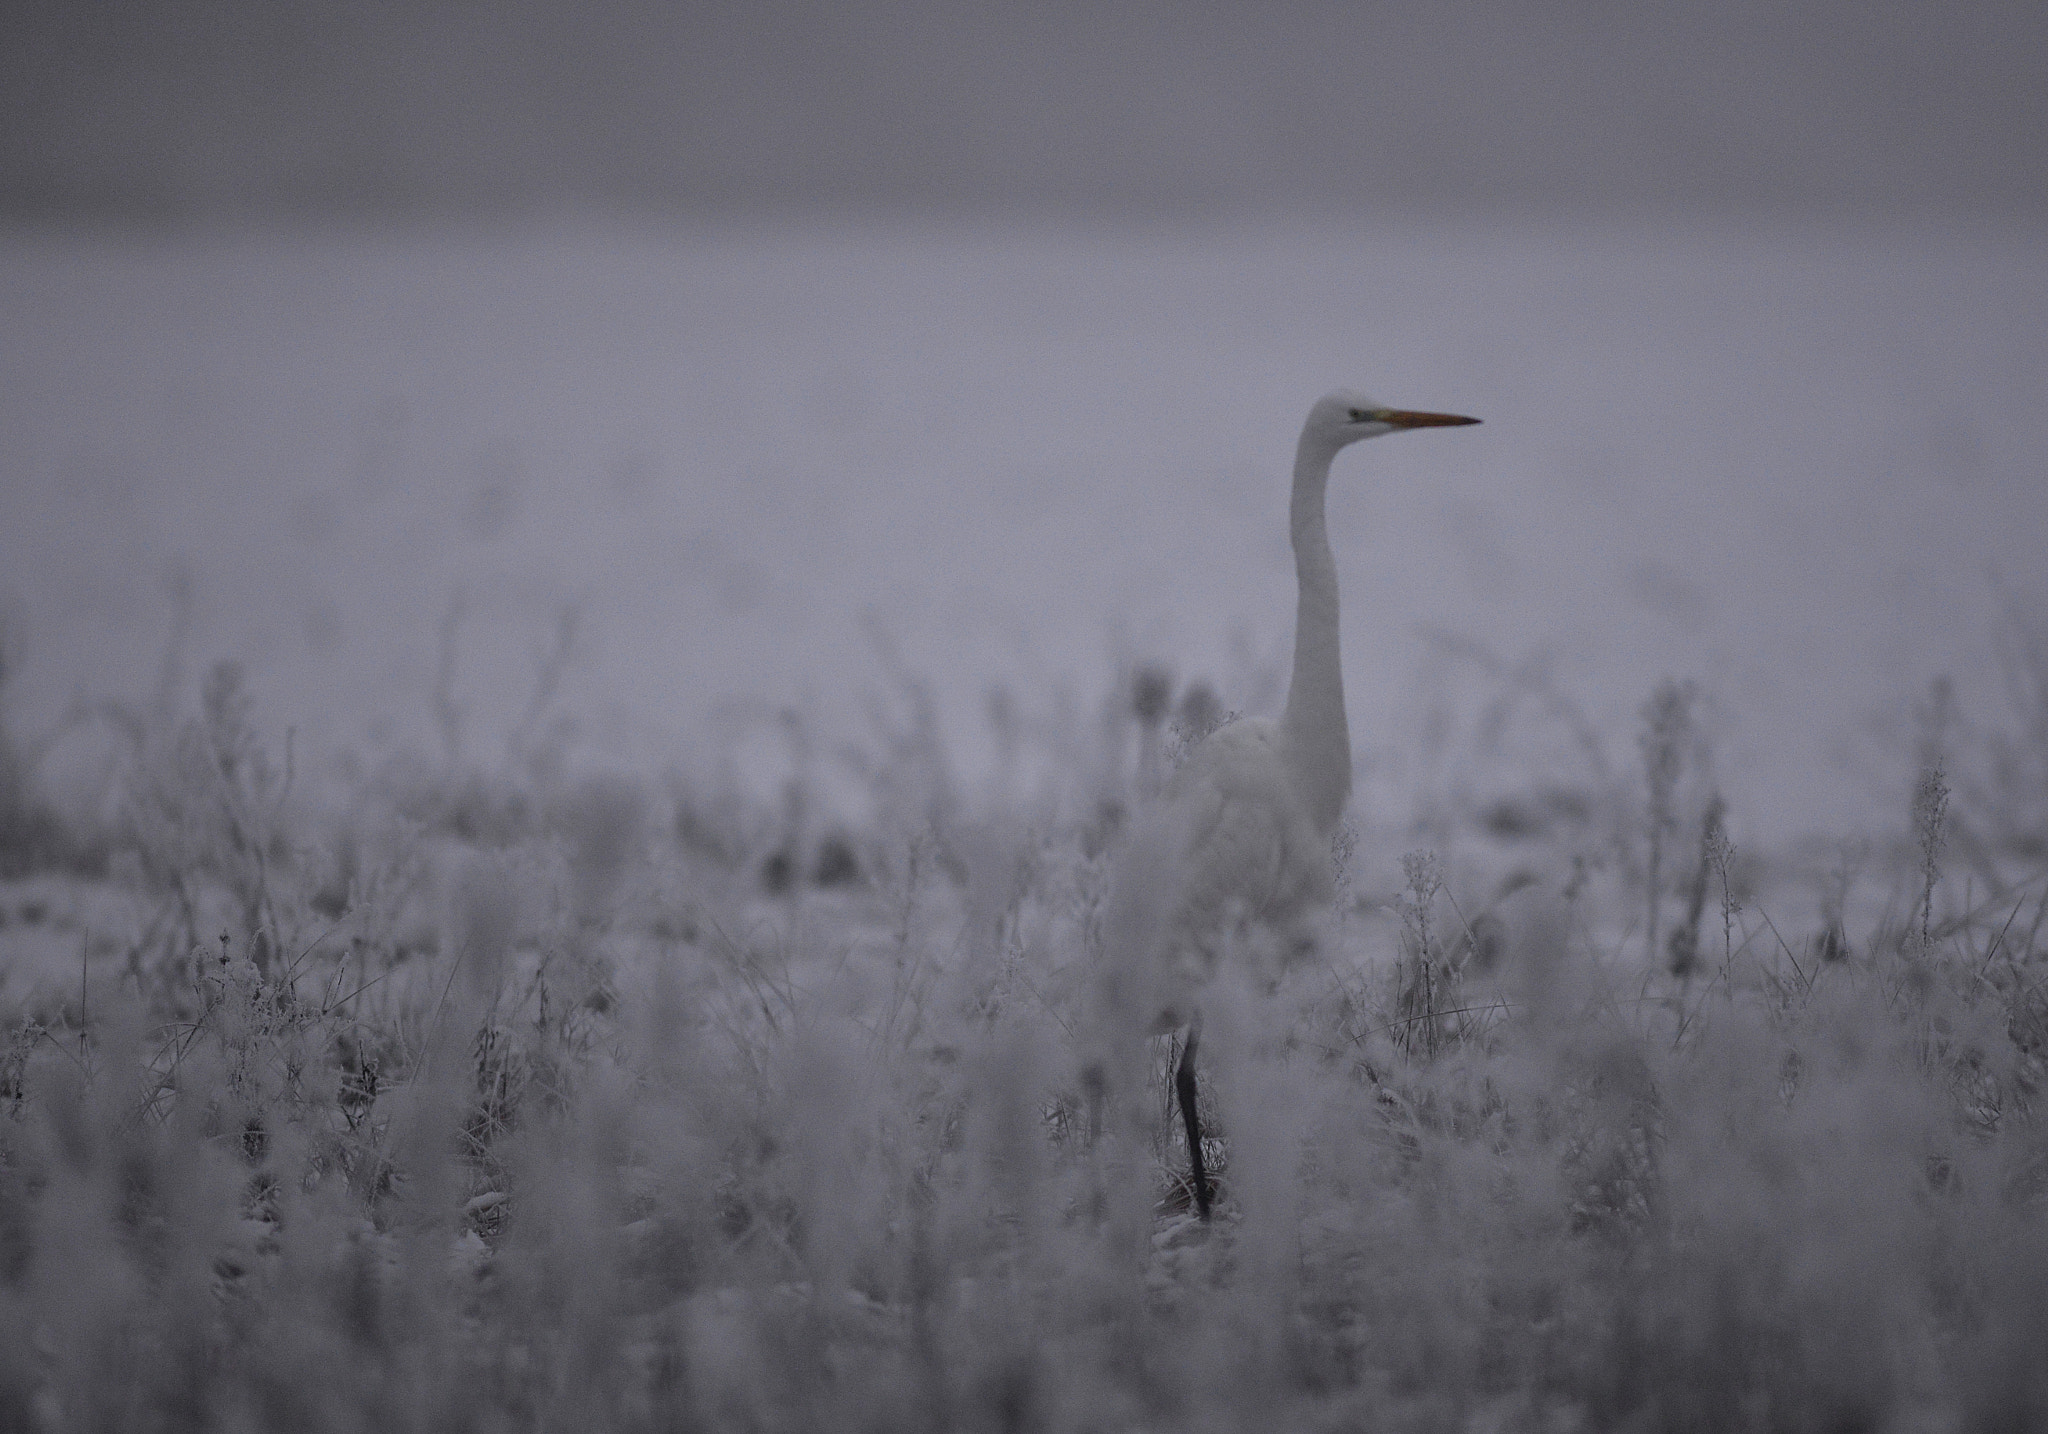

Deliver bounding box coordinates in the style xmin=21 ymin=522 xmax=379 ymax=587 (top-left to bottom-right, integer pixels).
xmin=1159 ymin=718 xmax=1333 ymax=976
xmin=1147 ymin=389 xmax=1478 ymax=1216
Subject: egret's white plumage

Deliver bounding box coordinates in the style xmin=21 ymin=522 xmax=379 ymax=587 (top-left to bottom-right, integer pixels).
xmin=1131 ymin=388 xmax=1480 ymax=1216
xmin=1156 ymin=390 xmax=1479 ymax=984
xmin=1159 ymin=717 xmax=1333 ymax=969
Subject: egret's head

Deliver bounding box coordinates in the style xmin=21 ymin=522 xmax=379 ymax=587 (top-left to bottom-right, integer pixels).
xmin=1304 ymin=389 xmax=1480 ymax=453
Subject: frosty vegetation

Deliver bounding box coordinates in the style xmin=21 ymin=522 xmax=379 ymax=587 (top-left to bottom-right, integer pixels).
xmin=2 ymin=601 xmax=2047 ymax=1433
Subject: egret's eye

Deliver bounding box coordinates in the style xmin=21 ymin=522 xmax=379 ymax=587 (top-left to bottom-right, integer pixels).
xmin=1347 ymin=408 xmax=1376 ymax=424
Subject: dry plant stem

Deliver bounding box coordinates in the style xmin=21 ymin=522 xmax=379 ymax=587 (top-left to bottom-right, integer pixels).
xmin=1639 ymin=679 xmax=1693 ymax=968
xmin=1916 ymin=761 xmax=1952 ymax=954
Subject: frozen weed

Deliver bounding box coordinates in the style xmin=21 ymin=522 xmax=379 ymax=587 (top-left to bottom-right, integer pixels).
xmin=0 ymin=643 xmax=2044 ymax=1430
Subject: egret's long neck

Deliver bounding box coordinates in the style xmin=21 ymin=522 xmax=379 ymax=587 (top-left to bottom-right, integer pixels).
xmin=1280 ymin=433 xmax=1352 ymax=834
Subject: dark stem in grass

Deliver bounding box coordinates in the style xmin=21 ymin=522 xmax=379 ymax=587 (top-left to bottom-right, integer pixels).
xmin=1668 ymin=794 xmax=1724 ymax=981
xmin=1175 ymin=1020 xmax=1210 ymax=1219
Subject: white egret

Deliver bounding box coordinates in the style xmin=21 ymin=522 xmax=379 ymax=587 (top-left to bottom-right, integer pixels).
xmin=1143 ymin=390 xmax=1480 ymax=1217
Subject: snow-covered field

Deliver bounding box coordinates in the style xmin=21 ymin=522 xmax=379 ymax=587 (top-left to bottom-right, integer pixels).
xmin=5 ymin=215 xmax=2043 ymax=853
xmin=4 ymin=212 xmax=2048 ymax=1429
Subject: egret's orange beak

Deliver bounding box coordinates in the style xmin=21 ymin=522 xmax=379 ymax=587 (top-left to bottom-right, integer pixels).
xmin=1378 ymin=409 xmax=1480 ymax=428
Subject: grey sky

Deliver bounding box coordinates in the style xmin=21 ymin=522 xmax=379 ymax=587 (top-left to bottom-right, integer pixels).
xmin=5 ymin=0 xmax=2044 ymax=220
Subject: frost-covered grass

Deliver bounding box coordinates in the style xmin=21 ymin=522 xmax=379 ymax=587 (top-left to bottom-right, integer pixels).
xmin=3 ymin=629 xmax=2048 ymax=1433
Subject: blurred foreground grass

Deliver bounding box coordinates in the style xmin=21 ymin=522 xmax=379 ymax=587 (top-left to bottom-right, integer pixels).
xmin=2 ymin=613 xmax=2047 ymax=1433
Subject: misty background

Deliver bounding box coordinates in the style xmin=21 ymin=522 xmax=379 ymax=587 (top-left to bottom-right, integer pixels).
xmin=5 ymin=0 xmax=2046 ymax=221
xmin=3 ymin=0 xmax=2046 ymax=858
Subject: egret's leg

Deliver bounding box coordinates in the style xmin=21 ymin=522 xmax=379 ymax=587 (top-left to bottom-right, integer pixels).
xmin=1175 ymin=1023 xmax=1210 ymax=1219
